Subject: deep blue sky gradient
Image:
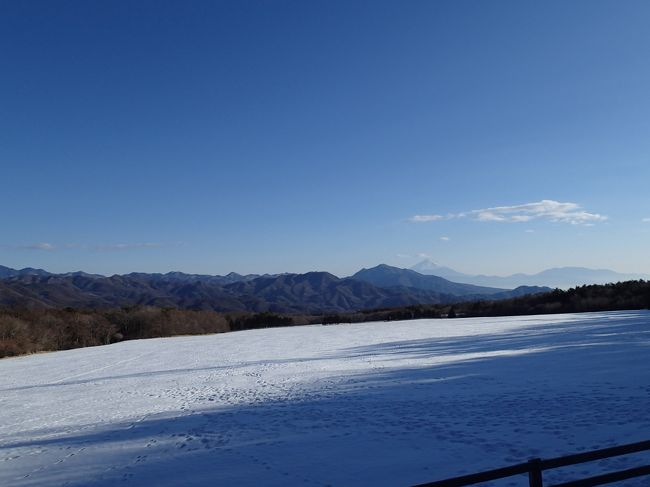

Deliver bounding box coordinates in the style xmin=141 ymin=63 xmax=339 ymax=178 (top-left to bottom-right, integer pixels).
xmin=2 ymin=0 xmax=649 ymax=275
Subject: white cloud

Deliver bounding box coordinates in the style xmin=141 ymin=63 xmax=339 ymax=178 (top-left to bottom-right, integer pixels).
xmin=440 ymin=236 xmax=450 ymax=241
xmin=643 ymin=218 xmax=650 ymax=223
xmin=409 ymin=214 xmax=445 ymax=223
xmin=18 ymin=242 xmax=56 ymax=251
xmin=525 ymin=229 xmax=535 ymax=233
xmin=409 ymin=200 xmax=606 ymax=226
xmin=470 ymin=200 xmax=607 ymax=225
xmin=396 ymin=252 xmax=434 ymax=260
xmin=94 ymin=243 xmax=163 ymax=252
xmin=5 ymin=242 xmax=168 ymax=252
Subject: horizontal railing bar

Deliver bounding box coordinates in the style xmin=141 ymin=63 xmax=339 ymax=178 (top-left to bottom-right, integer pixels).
xmin=540 ymin=440 xmax=650 ymax=470
xmin=411 ymin=462 xmax=531 ymax=487
xmin=549 ymin=464 xmax=650 ymax=487
xmin=413 ymin=440 xmax=650 ymax=487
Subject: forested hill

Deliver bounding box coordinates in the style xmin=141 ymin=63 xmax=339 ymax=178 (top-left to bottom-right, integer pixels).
xmin=362 ymin=280 xmax=650 ymax=322
xmin=0 ymin=267 xmax=548 ymax=313
xmin=1 ymin=280 xmax=649 ymax=359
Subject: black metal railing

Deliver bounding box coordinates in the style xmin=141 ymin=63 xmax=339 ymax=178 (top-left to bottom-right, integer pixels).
xmin=413 ymin=439 xmax=650 ymax=487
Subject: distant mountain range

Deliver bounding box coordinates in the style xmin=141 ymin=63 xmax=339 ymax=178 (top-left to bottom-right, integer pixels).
xmin=0 ymin=264 xmax=549 ymax=313
xmin=410 ymin=260 xmax=650 ymax=290
xmin=0 ymin=265 xmax=54 ymax=279
xmin=352 ymin=264 xmax=533 ymax=298
xmin=0 ymin=265 xmax=270 ymax=283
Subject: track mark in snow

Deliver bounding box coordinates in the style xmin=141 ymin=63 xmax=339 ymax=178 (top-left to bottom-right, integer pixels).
xmin=50 ymin=351 xmax=156 ymax=385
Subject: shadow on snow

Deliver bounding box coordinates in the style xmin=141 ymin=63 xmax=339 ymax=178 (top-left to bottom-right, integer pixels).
xmin=3 ymin=311 xmax=650 ymax=486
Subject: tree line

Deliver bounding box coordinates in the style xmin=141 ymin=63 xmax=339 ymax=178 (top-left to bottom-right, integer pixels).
xmin=0 ymin=307 xmax=321 ymax=358
xmin=1 ymin=280 xmax=649 ymax=358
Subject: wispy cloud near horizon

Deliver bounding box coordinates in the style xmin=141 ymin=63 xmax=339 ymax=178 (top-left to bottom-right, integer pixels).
xmin=93 ymin=243 xmax=164 ymax=252
xmin=409 ymin=214 xmax=445 ymax=223
xmin=396 ymin=252 xmax=433 ymax=260
xmin=4 ymin=242 xmax=167 ymax=252
xmin=17 ymin=242 xmax=56 ymax=251
xmin=409 ymin=200 xmax=607 ymax=226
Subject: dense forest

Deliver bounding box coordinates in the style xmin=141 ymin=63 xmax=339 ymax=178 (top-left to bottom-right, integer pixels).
xmin=1 ymin=280 xmax=649 ymax=358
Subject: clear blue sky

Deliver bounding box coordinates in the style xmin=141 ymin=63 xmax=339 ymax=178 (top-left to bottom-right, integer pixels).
xmin=2 ymin=0 xmax=649 ymax=277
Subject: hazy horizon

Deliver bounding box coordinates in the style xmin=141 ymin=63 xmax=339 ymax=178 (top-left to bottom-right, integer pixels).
xmin=2 ymin=258 xmax=648 ymax=282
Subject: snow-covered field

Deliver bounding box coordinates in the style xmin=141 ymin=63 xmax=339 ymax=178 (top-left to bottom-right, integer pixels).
xmin=1 ymin=311 xmax=649 ymax=486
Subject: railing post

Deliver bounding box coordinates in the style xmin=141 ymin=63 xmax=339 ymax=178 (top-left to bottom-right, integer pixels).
xmin=528 ymin=458 xmax=543 ymax=487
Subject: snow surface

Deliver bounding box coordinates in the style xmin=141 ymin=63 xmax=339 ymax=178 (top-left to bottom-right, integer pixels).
xmin=1 ymin=311 xmax=649 ymax=486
